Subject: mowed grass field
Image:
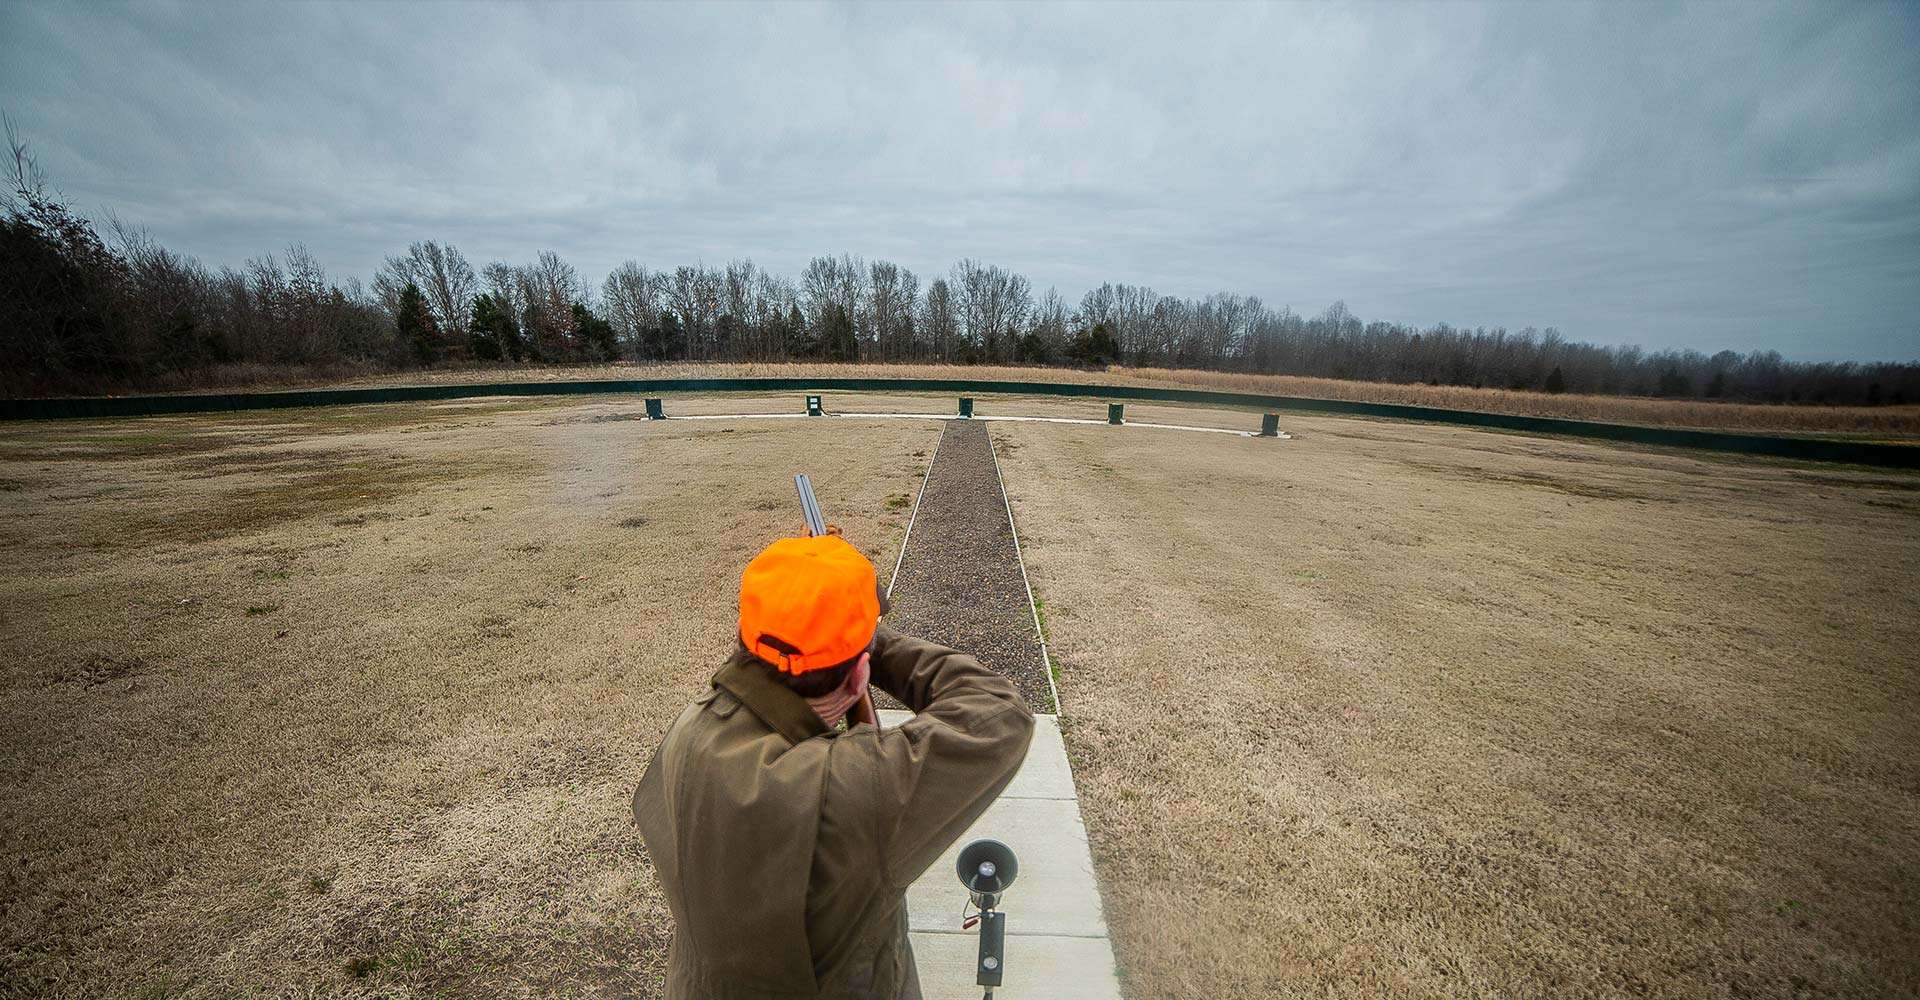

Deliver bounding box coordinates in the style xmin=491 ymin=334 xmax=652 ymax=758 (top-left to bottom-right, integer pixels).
xmin=994 ymin=410 xmax=1920 ymax=998
xmin=0 ymin=395 xmax=939 ymax=997
xmin=2 ymin=390 xmax=1917 ymax=997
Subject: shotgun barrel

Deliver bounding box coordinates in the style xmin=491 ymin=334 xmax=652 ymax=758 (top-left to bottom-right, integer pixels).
xmin=795 ymin=474 xmax=827 ymax=537
xmin=793 ymin=472 xmax=878 ymax=729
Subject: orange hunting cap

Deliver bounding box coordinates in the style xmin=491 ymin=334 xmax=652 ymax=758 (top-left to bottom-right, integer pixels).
xmin=739 ymin=535 xmax=881 ymax=675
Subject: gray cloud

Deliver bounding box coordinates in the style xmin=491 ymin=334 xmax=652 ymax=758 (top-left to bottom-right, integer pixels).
xmin=4 ymin=1 xmax=1916 ymax=360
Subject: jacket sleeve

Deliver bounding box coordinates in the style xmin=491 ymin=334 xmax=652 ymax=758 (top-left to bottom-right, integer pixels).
xmin=861 ymin=625 xmax=1036 ymax=888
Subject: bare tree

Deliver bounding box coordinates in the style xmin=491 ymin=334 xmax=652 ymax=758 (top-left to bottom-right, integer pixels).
xmin=1030 ymin=287 xmax=1069 ymax=359
xmin=513 ymin=251 xmax=583 ymax=361
xmin=921 ymin=278 xmax=958 ymax=363
xmin=668 ymin=265 xmax=720 ymax=360
xmin=602 ymin=261 xmax=663 ymax=360
xmin=373 ymin=241 xmax=476 ymax=347
xmin=867 ymin=260 xmax=920 ymax=361
xmin=800 ymin=254 xmax=867 ymax=352
xmin=951 ymin=259 xmax=1031 ymax=363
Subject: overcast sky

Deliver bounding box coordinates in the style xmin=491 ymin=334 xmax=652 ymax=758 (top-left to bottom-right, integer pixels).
xmin=4 ymin=2 xmax=1916 ymax=360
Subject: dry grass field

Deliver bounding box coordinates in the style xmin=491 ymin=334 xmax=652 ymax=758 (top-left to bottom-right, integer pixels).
xmin=2 ymin=388 xmax=1917 ymax=998
xmin=994 ymin=412 xmax=1920 ymax=998
xmin=102 ymin=360 xmax=1920 ymax=440
xmin=0 ymin=395 xmax=939 ymax=997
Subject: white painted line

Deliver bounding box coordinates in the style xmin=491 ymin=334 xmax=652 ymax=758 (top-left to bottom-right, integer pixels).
xmin=985 ymin=425 xmax=1061 ymax=715
xmin=886 ymin=422 xmax=947 ymax=598
xmin=651 ymin=411 xmax=1292 ymax=438
xmin=978 ymin=415 xmax=1101 ymax=425
xmin=1126 ymin=420 xmax=1271 ymax=437
xmin=668 ymin=412 xmax=812 ymax=420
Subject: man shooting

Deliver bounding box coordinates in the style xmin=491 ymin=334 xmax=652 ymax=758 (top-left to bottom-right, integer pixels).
xmin=633 ymin=531 xmax=1036 ymax=998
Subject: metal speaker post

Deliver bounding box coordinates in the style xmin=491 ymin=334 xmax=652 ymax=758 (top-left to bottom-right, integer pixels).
xmin=956 ymin=839 xmax=1018 ymax=998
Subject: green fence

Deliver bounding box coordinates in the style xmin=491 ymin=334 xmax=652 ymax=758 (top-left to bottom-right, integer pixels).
xmin=3 ymin=377 xmax=1915 ymax=469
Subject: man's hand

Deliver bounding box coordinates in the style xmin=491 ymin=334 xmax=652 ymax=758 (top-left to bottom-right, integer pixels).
xmin=804 ymin=651 xmax=873 ymax=728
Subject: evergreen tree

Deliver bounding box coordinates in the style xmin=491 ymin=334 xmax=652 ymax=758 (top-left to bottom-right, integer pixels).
xmin=571 ymin=302 xmax=617 ymax=361
xmin=1 ymin=147 xmax=127 ymax=384
xmin=468 ymin=293 xmax=514 ymax=361
xmin=1544 ymin=366 xmax=1566 ymax=393
xmin=396 ymin=281 xmax=437 ymax=366
xmin=1066 ymin=321 xmax=1118 ymax=366
xmin=646 ymin=310 xmax=682 ymax=361
xmin=1656 ymin=368 xmax=1692 ymax=397
xmin=822 ymin=304 xmax=858 ymax=361
xmin=783 ymin=304 xmax=810 ymax=359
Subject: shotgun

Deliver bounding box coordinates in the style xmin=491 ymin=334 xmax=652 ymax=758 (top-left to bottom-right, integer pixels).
xmin=794 ymin=474 xmax=880 ymax=729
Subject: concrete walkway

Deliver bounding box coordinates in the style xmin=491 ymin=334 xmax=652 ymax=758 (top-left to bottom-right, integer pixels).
xmin=881 ymin=709 xmax=1122 ymax=1000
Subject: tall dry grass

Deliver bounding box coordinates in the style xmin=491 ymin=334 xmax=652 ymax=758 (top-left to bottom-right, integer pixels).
xmin=1123 ymin=367 xmax=1920 ymax=437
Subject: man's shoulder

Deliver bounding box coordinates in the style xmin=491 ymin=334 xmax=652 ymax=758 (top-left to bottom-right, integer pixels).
xmin=664 ymin=686 xmax=839 ymax=772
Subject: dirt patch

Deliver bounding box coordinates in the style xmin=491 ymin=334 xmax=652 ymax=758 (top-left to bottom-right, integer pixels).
xmin=40 ymin=654 xmax=149 ymax=688
xmin=1790 ymin=471 xmax=1920 ymax=491
xmin=98 ymin=458 xmax=484 ymax=549
xmin=1396 ymin=457 xmax=1667 ymax=501
xmin=884 ymin=419 xmax=1050 ymax=710
xmin=0 ymin=428 xmax=249 ymax=463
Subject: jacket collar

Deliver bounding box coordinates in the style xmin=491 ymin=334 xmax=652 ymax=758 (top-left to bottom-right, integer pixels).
xmin=713 ymin=650 xmax=829 ymax=746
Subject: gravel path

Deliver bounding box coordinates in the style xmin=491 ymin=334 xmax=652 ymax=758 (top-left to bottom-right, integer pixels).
xmin=883 ymin=419 xmax=1053 ymax=711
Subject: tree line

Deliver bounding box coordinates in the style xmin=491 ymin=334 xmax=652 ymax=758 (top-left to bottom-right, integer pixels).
xmin=4 ymin=128 xmax=1914 ymax=404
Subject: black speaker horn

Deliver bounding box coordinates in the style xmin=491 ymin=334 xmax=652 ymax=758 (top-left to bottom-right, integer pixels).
xmin=956 ymin=839 xmax=1018 ymax=897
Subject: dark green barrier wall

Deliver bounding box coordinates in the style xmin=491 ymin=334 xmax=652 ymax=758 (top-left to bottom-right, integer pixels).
xmin=4 ymin=377 xmax=1916 ymax=469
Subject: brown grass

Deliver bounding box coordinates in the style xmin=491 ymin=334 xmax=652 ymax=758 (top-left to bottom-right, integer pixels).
xmin=1123 ymin=367 xmax=1920 ymax=438
xmin=69 ymin=360 xmax=1125 ymax=396
xmin=3 ymin=394 xmax=1916 ymax=997
xmin=0 ymin=396 xmax=940 ymax=998
xmin=992 ymin=412 xmax=1920 ymax=998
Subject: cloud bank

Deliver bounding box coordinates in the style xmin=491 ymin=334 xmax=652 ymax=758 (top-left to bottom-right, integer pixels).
xmin=4 ymin=1 xmax=1916 ymax=359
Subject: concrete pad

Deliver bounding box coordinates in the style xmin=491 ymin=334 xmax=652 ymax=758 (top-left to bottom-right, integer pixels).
xmin=881 ymin=708 xmax=1120 ymax=1000
xmin=909 ymin=931 xmax=1124 ymax=1000
xmin=878 ymin=710 xmax=1076 ymax=801
xmin=904 ymin=797 xmax=1106 ymax=938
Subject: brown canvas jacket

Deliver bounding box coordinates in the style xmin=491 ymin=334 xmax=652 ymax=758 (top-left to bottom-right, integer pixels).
xmin=633 ymin=625 xmax=1035 ymax=999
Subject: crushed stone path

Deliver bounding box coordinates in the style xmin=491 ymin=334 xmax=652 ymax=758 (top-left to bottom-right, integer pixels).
xmin=883 ymin=418 xmax=1119 ymax=997
xmin=885 ymin=418 xmax=1053 ymax=711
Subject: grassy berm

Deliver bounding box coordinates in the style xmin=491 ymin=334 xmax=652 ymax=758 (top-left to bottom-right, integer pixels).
xmin=1 ymin=391 xmax=1916 ymax=998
